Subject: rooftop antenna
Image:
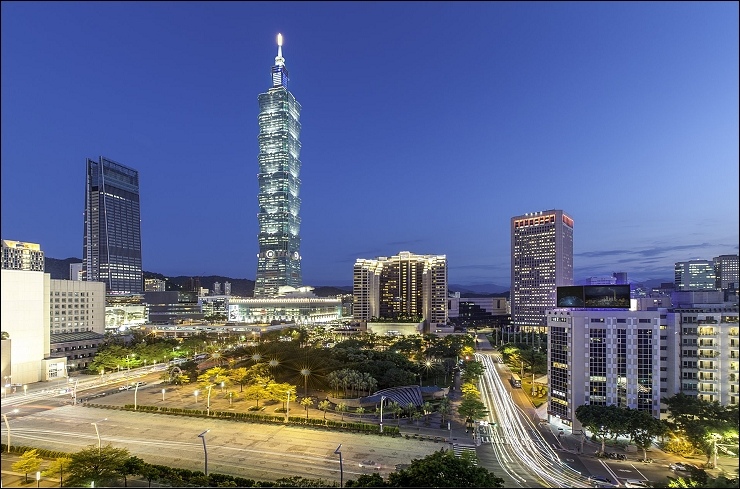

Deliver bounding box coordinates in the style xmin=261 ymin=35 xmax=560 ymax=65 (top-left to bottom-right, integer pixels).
xmin=275 ymin=33 xmax=285 ymax=66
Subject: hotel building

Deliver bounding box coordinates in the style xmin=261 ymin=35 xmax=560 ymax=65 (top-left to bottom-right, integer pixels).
xmin=353 ymin=251 xmax=448 ymax=327
xmin=254 ymin=34 xmax=303 ymax=298
xmin=511 ymin=210 xmax=574 ymax=329
xmin=675 ymin=260 xmax=716 ymax=291
xmin=83 ymin=156 xmax=143 ymax=295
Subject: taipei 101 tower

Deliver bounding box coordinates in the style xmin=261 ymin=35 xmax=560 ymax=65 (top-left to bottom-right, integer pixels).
xmin=254 ymin=34 xmax=303 ymax=298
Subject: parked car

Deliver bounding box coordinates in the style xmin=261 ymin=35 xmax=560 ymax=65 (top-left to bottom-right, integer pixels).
xmin=669 ymin=462 xmax=698 ymax=472
xmin=132 ymin=381 xmax=146 ymax=387
xmin=118 ymin=385 xmax=132 ymax=391
xmin=359 ymin=460 xmax=381 ymax=470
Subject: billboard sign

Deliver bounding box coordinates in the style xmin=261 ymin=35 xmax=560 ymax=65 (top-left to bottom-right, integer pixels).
xmin=557 ymin=285 xmax=630 ymax=309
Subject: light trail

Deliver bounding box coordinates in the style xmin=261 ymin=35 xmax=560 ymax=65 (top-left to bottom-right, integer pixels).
xmin=476 ymin=352 xmax=592 ymax=488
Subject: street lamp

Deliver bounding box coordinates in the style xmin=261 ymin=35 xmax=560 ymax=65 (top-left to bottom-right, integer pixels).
xmin=334 ymin=444 xmax=343 ymax=488
xmin=162 ymin=388 xmax=166 ymax=401
xmin=220 ymin=381 xmax=225 ymax=393
xmin=229 ymin=392 xmax=233 ymax=406
xmin=300 ymin=368 xmax=311 ymax=397
xmin=194 ymin=390 xmax=200 ymax=404
xmin=23 ymin=384 xmax=28 ymax=396
xmin=207 ymin=385 xmax=213 ymax=416
xmin=197 ymin=429 xmax=210 ymax=476
xmin=36 ymin=471 xmax=41 ymax=488
xmin=2 ymin=409 xmax=19 ymax=453
xmin=134 ymin=383 xmax=139 ymax=411
xmin=91 ymin=418 xmax=107 ymax=455
xmin=379 ymin=396 xmax=387 ymax=433
xmin=286 ymin=390 xmax=291 ymax=421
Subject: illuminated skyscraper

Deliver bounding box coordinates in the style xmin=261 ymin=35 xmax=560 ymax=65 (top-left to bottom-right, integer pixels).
xmin=83 ymin=156 xmax=143 ymax=295
xmin=254 ymin=33 xmax=302 ymax=298
xmin=511 ymin=209 xmax=573 ymax=328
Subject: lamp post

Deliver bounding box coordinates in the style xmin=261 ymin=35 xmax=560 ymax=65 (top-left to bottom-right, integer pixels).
xmin=300 ymin=368 xmax=311 ymax=397
xmin=162 ymin=388 xmax=166 ymax=401
xmin=194 ymin=390 xmax=200 ymax=404
xmin=286 ymin=390 xmax=291 ymax=421
xmin=3 ymin=409 xmax=19 ymax=453
xmin=197 ymin=430 xmax=210 ymax=476
xmin=207 ymin=385 xmax=212 ymax=416
xmin=229 ymin=392 xmax=233 ymax=406
xmin=36 ymin=471 xmax=41 ymax=488
xmin=91 ymin=418 xmax=107 ymax=455
xmin=134 ymin=383 xmax=139 ymax=411
xmin=334 ymin=444 xmax=343 ymax=488
xmin=379 ymin=395 xmax=387 ymax=433
xmin=220 ymin=381 xmax=225 ymax=393
xmin=23 ymin=384 xmax=28 ymax=396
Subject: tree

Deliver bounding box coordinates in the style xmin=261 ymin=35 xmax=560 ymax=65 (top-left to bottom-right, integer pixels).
xmin=385 ymin=449 xmax=504 ymax=487
xmin=422 ymin=402 xmax=433 ymax=424
xmin=345 ymin=473 xmax=387 ymax=487
xmin=439 ymin=398 xmax=451 ymax=424
xmin=118 ymin=456 xmax=145 ymax=487
xmin=575 ymin=404 xmax=631 ymax=454
xmin=457 ymin=399 xmax=488 ymax=421
xmin=300 ymin=396 xmax=314 ymax=420
xmin=42 ymin=456 xmax=73 ymax=487
xmin=67 ymin=444 xmax=131 ymax=487
xmin=626 ymin=408 xmax=667 ymax=460
xmin=336 ymin=402 xmax=348 ymax=421
xmin=12 ymin=448 xmax=42 ymax=483
xmin=318 ymin=400 xmax=332 ymax=420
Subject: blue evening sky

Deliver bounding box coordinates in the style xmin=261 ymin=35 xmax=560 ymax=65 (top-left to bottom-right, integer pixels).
xmin=2 ymin=2 xmax=738 ymax=287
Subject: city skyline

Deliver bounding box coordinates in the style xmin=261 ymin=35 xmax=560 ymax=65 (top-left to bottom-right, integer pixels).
xmin=1 ymin=2 xmax=738 ymax=286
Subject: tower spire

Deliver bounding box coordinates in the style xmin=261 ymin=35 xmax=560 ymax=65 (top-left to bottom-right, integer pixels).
xmin=275 ymin=33 xmax=285 ymax=66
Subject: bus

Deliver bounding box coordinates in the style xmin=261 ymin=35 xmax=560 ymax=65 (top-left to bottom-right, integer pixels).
xmin=509 ymin=373 xmax=522 ymax=388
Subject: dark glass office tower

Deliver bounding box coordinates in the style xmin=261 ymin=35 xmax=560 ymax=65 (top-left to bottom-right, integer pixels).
xmin=83 ymin=156 xmax=143 ymax=295
xmin=254 ymin=34 xmax=302 ymax=298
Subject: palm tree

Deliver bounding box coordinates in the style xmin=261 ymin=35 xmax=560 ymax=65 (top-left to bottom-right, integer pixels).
xmin=336 ymin=402 xmax=348 ymax=421
xmin=300 ymin=397 xmax=314 ymax=420
xmin=364 ymin=374 xmax=378 ymax=396
xmin=423 ymin=402 xmax=433 ymax=424
xmin=439 ymin=398 xmax=451 ymax=424
xmin=356 ymin=406 xmax=365 ymax=418
xmin=412 ymin=411 xmax=423 ymax=429
xmin=391 ymin=402 xmax=403 ymax=426
xmin=406 ymin=402 xmax=416 ymax=424
xmin=318 ymin=400 xmax=332 ymax=420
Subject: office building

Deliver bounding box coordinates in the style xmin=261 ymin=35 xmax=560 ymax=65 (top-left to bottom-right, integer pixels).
xmin=714 ymin=254 xmax=739 ymax=290
xmin=49 ymin=279 xmax=106 ymax=335
xmin=145 ymin=291 xmax=203 ymax=324
xmin=70 ymin=263 xmax=83 ymax=281
xmin=586 ymin=276 xmax=617 ymax=285
xmin=145 ymin=278 xmax=166 ymax=292
xmin=353 ymin=251 xmax=448 ymax=326
xmin=674 ymin=260 xmax=716 ymax=291
xmin=511 ymin=210 xmax=574 ymax=329
xmin=546 ymin=308 xmax=678 ymax=430
xmin=83 ymin=156 xmax=143 ymax=295
xmin=213 ymin=282 xmax=222 ymax=295
xmin=612 ymin=272 xmax=629 ymax=285
xmin=224 ymin=281 xmax=232 ymax=296
xmin=254 ymin=34 xmax=303 ymax=298
xmin=2 ymin=239 xmax=44 ymax=271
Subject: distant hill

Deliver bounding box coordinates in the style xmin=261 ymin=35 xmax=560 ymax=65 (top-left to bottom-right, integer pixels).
xmin=45 ymin=257 xmax=81 ymax=279
xmin=449 ymin=283 xmax=509 ymax=295
xmin=44 ymin=258 xmax=349 ymax=298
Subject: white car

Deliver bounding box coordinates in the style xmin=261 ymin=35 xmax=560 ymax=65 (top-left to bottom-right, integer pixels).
xmin=624 ymin=479 xmax=650 ymax=488
xmin=359 ymin=460 xmax=381 ymax=470
xmin=118 ymin=385 xmax=132 ymax=391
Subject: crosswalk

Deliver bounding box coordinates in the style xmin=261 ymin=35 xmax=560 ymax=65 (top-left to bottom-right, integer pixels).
xmin=453 ymin=443 xmax=478 ymax=465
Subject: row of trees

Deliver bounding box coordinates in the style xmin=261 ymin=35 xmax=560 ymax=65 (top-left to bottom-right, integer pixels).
xmin=575 ymin=394 xmax=739 ymax=466
xmin=10 ymin=443 xmax=504 ymax=488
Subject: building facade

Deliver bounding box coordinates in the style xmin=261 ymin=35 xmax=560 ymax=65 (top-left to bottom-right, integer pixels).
xmin=674 ymin=304 xmax=739 ymax=406
xmin=254 ymin=34 xmax=303 ymax=298
xmin=714 ymin=254 xmax=739 ymax=291
xmin=83 ymin=156 xmax=143 ymax=295
xmin=546 ymin=308 xmax=678 ymax=430
xmin=144 ymin=278 xmax=166 ymax=292
xmin=2 ymin=239 xmax=44 ymax=271
xmin=353 ymin=251 xmax=448 ymax=326
xmin=511 ymin=210 xmax=574 ymax=329
xmin=674 ymin=260 xmax=716 ymax=291
xmin=49 ymin=279 xmax=106 ymax=335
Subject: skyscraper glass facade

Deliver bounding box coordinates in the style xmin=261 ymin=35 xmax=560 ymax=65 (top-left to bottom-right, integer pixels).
xmin=254 ymin=35 xmax=302 ymax=298
xmin=83 ymin=156 xmax=143 ymax=295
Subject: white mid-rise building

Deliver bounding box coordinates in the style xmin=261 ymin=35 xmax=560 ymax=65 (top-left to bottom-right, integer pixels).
xmin=49 ymin=279 xmax=106 ymax=335
xmin=546 ymin=308 xmax=679 ymax=430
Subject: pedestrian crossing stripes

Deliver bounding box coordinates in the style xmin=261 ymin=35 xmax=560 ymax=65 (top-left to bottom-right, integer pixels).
xmin=453 ymin=444 xmax=478 ymax=465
